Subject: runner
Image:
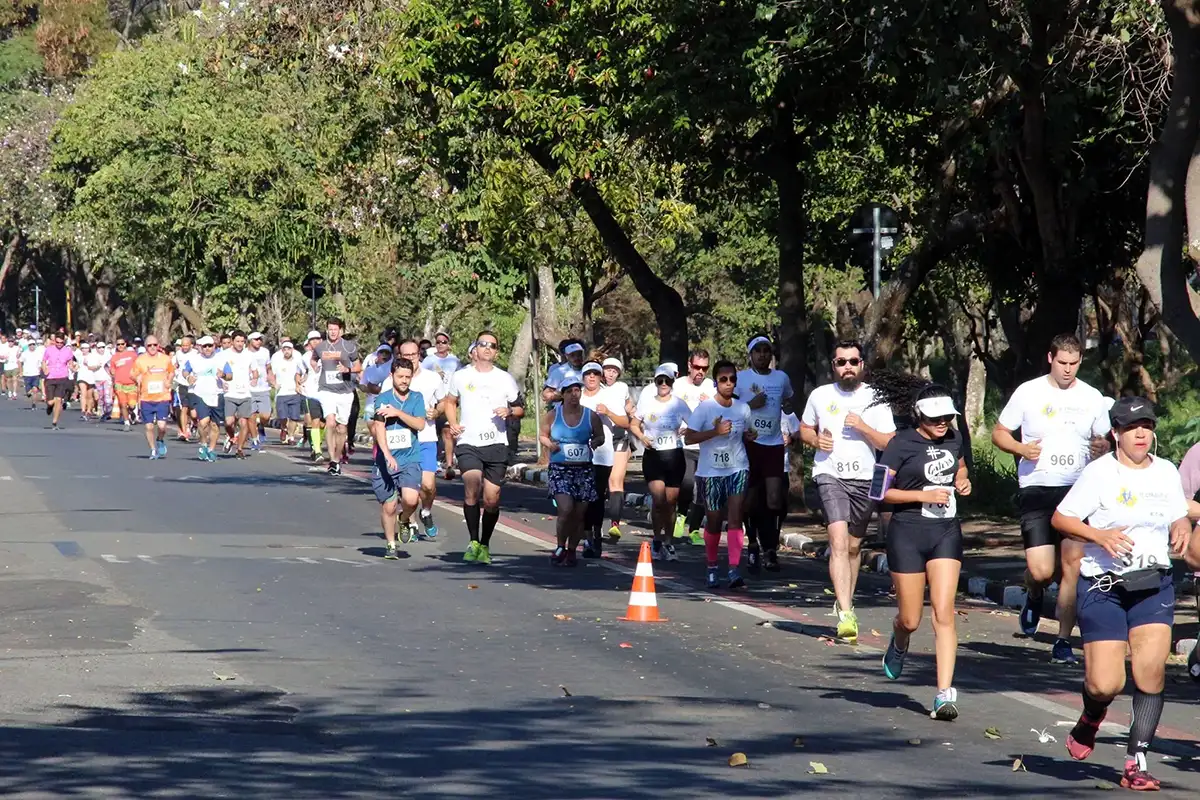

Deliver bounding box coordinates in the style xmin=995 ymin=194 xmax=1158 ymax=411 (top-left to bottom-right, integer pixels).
xmin=3 ymin=335 xmax=18 ymax=398
xmin=579 ymin=361 xmax=628 ymax=557
xmin=737 ymin=335 xmax=795 ymax=573
xmin=602 ymin=356 xmax=633 ymax=541
xmin=370 ymin=357 xmax=427 ymax=561
xmin=311 ymin=318 xmax=361 ymax=476
xmin=269 ymin=339 xmax=308 ymax=445
xmin=684 ymin=360 xmax=754 ymax=590
xmin=132 ymin=336 xmax=175 ymax=459
xmin=301 ymin=330 xmax=325 ymax=462
xmin=799 ymin=339 xmax=896 ymax=641
xmin=0 ymin=335 xmax=11 ymax=399
xmin=41 ymin=331 xmax=76 ymax=430
xmin=632 ymin=365 xmax=690 ymax=561
xmin=246 ymin=332 xmax=273 ymax=450
xmin=186 ymin=335 xmax=224 ymax=461
xmin=991 ymin=333 xmax=1111 ymax=665
xmin=21 ymin=336 xmax=44 ymax=411
xmin=74 ymin=342 xmax=98 ymax=420
xmin=173 ymin=335 xmax=196 ymax=441
xmin=397 ymin=339 xmax=447 ymax=539
xmin=109 ymin=338 xmax=138 ymax=429
xmin=422 ymin=332 xmax=459 ymax=467
xmin=219 ymin=331 xmax=257 ymax=459
xmin=360 ymin=343 xmax=393 ymax=422
xmin=1051 ymin=397 xmax=1191 ymax=790
xmin=543 ymin=339 xmax=586 ymax=404
xmin=541 ymin=368 xmax=604 ymax=566
xmin=444 ymin=330 xmax=519 ymax=565
xmin=88 ymin=344 xmax=111 ymax=421
xmin=872 ymin=375 xmax=971 ymax=721
xmin=674 ymin=349 xmax=715 ymax=545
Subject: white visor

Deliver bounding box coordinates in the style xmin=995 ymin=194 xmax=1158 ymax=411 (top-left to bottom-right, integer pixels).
xmin=747 ymin=336 xmax=772 ymax=353
xmin=915 ymin=396 xmax=959 ymax=419
xmin=564 ymin=343 xmax=585 ymax=355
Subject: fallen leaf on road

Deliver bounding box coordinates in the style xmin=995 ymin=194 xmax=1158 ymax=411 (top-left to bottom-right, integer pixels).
xmin=907 ymin=738 xmax=921 ymax=746
xmin=213 ymin=672 xmax=236 ymax=681
xmin=553 ymin=614 xmax=572 ymax=621
xmin=705 ymin=737 xmax=719 ymax=747
xmin=1093 ymin=780 xmax=1115 ymax=790
xmin=1012 ymin=757 xmax=1026 ymax=772
xmin=728 ymin=752 xmax=748 ymax=767
xmin=808 ymin=761 xmax=828 ymax=774
xmin=757 ymin=702 xmax=771 ymax=709
xmin=823 ymin=589 xmax=833 ymax=595
xmin=619 ymin=642 xmax=633 ymax=648
xmin=560 ymin=685 xmax=572 ymax=697
xmin=1031 ymin=727 xmax=1056 ymax=744
xmin=957 ymin=610 xmax=968 ymax=617
xmin=871 ymin=629 xmax=882 ymax=637
xmin=984 ymin=727 xmax=1002 ymax=740
xmin=468 ymin=584 xmax=479 ymax=590
xmin=788 ymin=583 xmax=798 ymax=588
xmin=989 ymin=610 xmax=1012 ymax=617
xmin=792 ymin=736 xmax=805 ymax=748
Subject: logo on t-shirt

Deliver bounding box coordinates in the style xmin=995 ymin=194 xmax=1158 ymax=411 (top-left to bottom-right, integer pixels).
xmin=465 ymin=382 xmax=476 ymax=392
xmin=1117 ymin=488 xmax=1137 ymax=507
xmin=750 ymin=383 xmax=762 ymax=395
xmin=1042 ymin=404 xmax=1057 ymax=418
xmin=647 ymin=413 xmax=658 ymax=422
xmin=826 ymin=402 xmax=840 ymax=414
xmin=924 ymin=447 xmax=955 ymax=484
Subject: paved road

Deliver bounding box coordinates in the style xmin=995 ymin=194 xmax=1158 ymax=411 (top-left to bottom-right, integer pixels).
xmin=0 ymin=403 xmax=1198 ymax=798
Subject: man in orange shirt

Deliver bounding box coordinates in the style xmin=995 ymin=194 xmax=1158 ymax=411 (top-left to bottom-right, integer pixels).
xmin=109 ymin=338 xmax=139 ymax=429
xmin=132 ymin=336 xmax=175 ymax=459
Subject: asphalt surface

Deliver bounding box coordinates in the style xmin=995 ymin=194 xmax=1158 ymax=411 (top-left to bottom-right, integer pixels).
xmin=0 ymin=401 xmax=1199 ymax=798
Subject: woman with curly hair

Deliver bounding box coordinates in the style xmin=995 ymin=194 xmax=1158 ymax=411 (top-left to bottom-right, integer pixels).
xmin=871 ymin=372 xmax=972 ymax=721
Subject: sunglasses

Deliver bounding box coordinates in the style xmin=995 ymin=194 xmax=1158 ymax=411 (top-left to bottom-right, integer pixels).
xmin=689 ymin=363 xmax=709 ymax=372
xmin=475 ymin=341 xmax=498 ymax=350
xmin=654 ymin=377 xmax=674 ymax=386
xmin=436 ymin=338 xmax=449 ymax=345
xmin=833 ymin=357 xmax=862 ymax=367
xmin=716 ymin=375 xmax=737 ymax=385
xmin=924 ymin=415 xmax=954 ymax=425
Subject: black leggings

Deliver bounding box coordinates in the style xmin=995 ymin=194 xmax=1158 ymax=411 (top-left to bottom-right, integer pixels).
xmin=676 ymin=449 xmax=705 ymax=532
xmin=586 ymin=465 xmax=612 ymax=537
xmin=346 ymin=392 xmax=361 ymax=443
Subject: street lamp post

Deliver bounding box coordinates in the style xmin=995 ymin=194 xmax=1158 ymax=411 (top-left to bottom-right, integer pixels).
xmin=849 ymin=203 xmax=900 ymax=298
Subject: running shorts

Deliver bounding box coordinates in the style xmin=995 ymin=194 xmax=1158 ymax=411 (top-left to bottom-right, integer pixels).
xmin=885 ymin=518 xmax=963 ymax=573
xmin=251 ymin=391 xmax=272 ymax=418
xmin=547 ymin=463 xmax=598 ymax=502
xmin=1019 ymin=485 xmax=1071 ymax=550
xmin=22 ymin=375 xmax=39 ymax=394
xmin=815 ymin=474 xmax=875 ymax=537
xmin=115 ymin=383 xmax=138 ymax=404
xmin=276 ymin=394 xmax=303 ymax=421
xmin=225 ymin=396 xmax=253 ymax=420
xmin=372 ymin=462 xmax=421 ymax=503
xmin=192 ymin=395 xmax=223 ymax=424
xmin=455 ymin=443 xmax=509 ymax=486
xmin=697 ymin=470 xmax=749 ymax=511
xmin=419 ymin=441 xmax=438 ymax=473
xmin=317 ymin=391 xmax=354 ymax=426
xmin=745 ymin=441 xmax=786 ymax=483
xmin=3 ymin=368 xmax=15 ymax=376
xmin=304 ymin=396 xmax=324 ymax=421
xmin=45 ymin=378 xmax=72 ymax=403
xmin=1077 ymin=571 xmax=1174 ymax=644
xmin=642 ymin=448 xmax=686 ymax=488
xmin=177 ymin=388 xmax=194 ymax=409
xmin=139 ymin=400 xmax=172 ymax=423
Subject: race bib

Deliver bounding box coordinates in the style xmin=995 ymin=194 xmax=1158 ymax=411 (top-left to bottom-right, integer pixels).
xmin=921 ymin=485 xmax=956 ymax=519
xmin=324 ymin=368 xmax=344 ymax=383
xmin=654 ymin=432 xmax=679 ymax=450
xmin=477 ymin=428 xmax=499 ymax=444
xmin=561 ymin=443 xmax=592 ymax=463
xmin=751 ymin=415 xmax=777 ymax=437
xmin=385 ymin=427 xmax=412 ymax=451
xmin=708 ymin=446 xmax=734 ymax=470
xmin=1039 ymin=438 xmax=1084 ymax=474
xmin=834 ymin=459 xmax=863 ymax=477
xmin=146 ymin=380 xmax=164 ymax=395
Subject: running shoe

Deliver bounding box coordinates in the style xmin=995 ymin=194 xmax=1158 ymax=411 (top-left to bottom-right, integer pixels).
xmin=727 ymin=568 xmax=746 ymax=591
xmin=1019 ymin=590 xmax=1042 ymax=636
xmin=651 ymin=540 xmax=664 ymax=561
xmin=607 ymin=524 xmax=621 ymax=542
xmin=420 ymin=511 xmax=438 ymax=539
xmin=476 ymin=545 xmax=492 ymax=565
xmin=327 ymin=462 xmax=341 ymax=475
xmin=930 ymin=687 xmax=959 ymax=721
xmin=764 ymin=549 xmax=781 ymax=572
xmin=223 ymin=437 xmax=233 ymax=454
xmin=51 ymin=423 xmax=59 ymax=431
xmin=1189 ymin=641 xmax=1200 ymax=683
xmin=582 ymin=539 xmax=598 ymax=559
xmin=673 ymin=515 xmax=687 ymax=539
xmin=384 ymin=541 xmax=399 ymax=560
xmin=746 ymin=548 xmax=761 ymax=574
xmin=550 ymin=546 xmax=567 ymax=566
xmin=249 ymin=438 xmax=261 ymax=452
xmin=407 ymin=521 xmax=420 ymax=543
xmin=664 ymin=544 xmax=678 ymax=562
xmin=563 ymin=549 xmax=578 ymax=567
xmin=837 ymin=608 xmax=859 ymax=642
xmin=309 ymin=450 xmax=322 ymax=462
xmin=882 ymin=634 xmax=906 ymax=680
xmin=1120 ymin=754 xmax=1160 ymax=791
xmin=1065 ymin=711 xmax=1105 ymax=760
xmin=689 ymin=530 xmax=704 ymax=547
xmin=206 ymin=449 xmax=218 ymax=463
xmin=236 ymin=450 xmax=246 ymax=460
xmin=123 ymin=419 xmax=131 ymax=431
xmin=706 ymin=565 xmax=720 ymax=589
xmin=156 ymin=441 xmax=167 ymax=457
xmin=463 ymin=541 xmax=481 ymax=562
xmin=149 ymin=450 xmax=159 ymax=460
xmin=198 ymin=445 xmax=210 ymax=461
xmin=1051 ymin=638 xmax=1077 ymax=665
xmin=399 ymin=520 xmax=415 ymax=544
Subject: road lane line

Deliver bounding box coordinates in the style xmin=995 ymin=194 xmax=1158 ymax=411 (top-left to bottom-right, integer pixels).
xmin=100 ymin=554 xmax=129 ymax=563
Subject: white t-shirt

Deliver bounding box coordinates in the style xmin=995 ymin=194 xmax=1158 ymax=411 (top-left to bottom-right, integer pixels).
xmin=736 ymin=368 xmax=794 ymax=447
xmin=675 ymin=377 xmax=716 ymax=451
xmin=301 ymin=350 xmax=322 ymax=397
xmin=423 ymin=353 xmax=461 ymax=387
xmin=782 ymin=412 xmax=800 ymax=472
xmin=634 ymin=393 xmax=690 ymax=451
xmin=0 ymin=344 xmax=10 ymax=367
xmin=270 ymin=351 xmax=308 ymax=397
xmin=997 ymin=377 xmax=1111 ymax=488
xmin=20 ymin=347 xmax=43 ymax=377
xmin=449 ymin=365 xmax=519 ymax=448
xmin=221 ymin=349 xmax=257 ymax=400
xmin=187 ymin=352 xmax=224 ymax=405
xmin=687 ymin=399 xmax=752 ymax=478
xmin=580 ymin=385 xmax=626 ymax=467
xmin=173 ymin=349 xmax=197 ymax=386
xmin=3 ymin=344 xmax=17 ymax=370
xmin=1056 ymin=455 xmax=1188 ymax=578
xmin=248 ymin=346 xmax=271 ymax=392
xmin=802 ymin=383 xmax=897 ymax=481
xmin=85 ymin=351 xmax=108 ymax=382
xmin=405 ymin=369 xmax=447 ymax=443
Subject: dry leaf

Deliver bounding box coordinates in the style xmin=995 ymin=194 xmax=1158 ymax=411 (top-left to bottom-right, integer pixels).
xmin=212 ymin=672 xmax=236 ymax=681
xmin=1012 ymin=757 xmax=1026 ymax=772
xmin=560 ymin=685 xmax=572 ymax=697
xmin=792 ymin=736 xmax=805 ymax=748
xmin=705 ymin=737 xmax=719 ymax=747
xmin=957 ymin=610 xmax=969 ymax=617
xmin=984 ymin=727 xmax=1002 ymax=740
xmin=908 ymin=738 xmax=921 ymax=746
xmin=553 ymin=614 xmax=572 ymax=621
xmin=1093 ymin=780 xmax=1115 ymax=790
xmin=787 ymin=583 xmax=798 ymax=588
xmin=823 ymin=588 xmax=834 ymax=595
xmin=871 ymin=629 xmax=882 ymax=637
xmin=467 ymin=584 xmax=479 ymax=590
xmin=728 ymin=752 xmax=748 ymax=767
xmin=619 ymin=642 xmax=633 ymax=648
xmin=808 ymin=761 xmax=828 ymax=775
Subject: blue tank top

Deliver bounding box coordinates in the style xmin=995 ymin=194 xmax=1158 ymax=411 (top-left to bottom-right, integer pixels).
xmin=550 ymin=405 xmax=594 ymax=464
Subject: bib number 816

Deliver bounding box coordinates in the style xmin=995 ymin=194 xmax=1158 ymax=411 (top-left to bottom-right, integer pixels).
xmin=835 ymin=461 xmax=861 ymax=475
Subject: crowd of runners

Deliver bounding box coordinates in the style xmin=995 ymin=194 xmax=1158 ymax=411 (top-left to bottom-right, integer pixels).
xmin=5 ymin=320 xmax=1200 ymax=791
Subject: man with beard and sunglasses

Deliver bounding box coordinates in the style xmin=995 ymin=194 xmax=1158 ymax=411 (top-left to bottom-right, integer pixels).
xmin=799 ymin=339 xmax=896 ymax=642
xmin=992 ymin=333 xmax=1111 ymax=665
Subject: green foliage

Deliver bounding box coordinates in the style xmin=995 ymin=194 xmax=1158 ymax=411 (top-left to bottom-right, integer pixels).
xmin=0 ymin=30 xmax=41 ymax=85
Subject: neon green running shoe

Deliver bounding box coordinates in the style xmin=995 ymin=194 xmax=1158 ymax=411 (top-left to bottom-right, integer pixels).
xmin=689 ymin=530 xmax=704 ymax=547
xmin=836 ymin=609 xmax=859 ymax=642
xmin=673 ymin=515 xmax=687 ymax=539
xmin=463 ymin=541 xmax=481 ymax=562
xmin=476 ymin=544 xmax=492 ymax=565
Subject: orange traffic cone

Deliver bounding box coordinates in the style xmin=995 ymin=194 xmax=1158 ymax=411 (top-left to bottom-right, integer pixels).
xmin=619 ymin=541 xmax=667 ymax=622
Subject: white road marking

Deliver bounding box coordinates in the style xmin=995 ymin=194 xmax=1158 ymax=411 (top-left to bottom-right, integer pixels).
xmin=0 ymin=475 xmax=11 ymax=480
xmin=100 ymin=554 xmax=129 ymax=563
xmin=136 ymin=555 xmax=157 ymax=564
xmin=325 ymin=557 xmax=369 ymax=567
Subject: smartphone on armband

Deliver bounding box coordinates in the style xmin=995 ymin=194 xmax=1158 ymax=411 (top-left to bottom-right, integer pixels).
xmin=868 ymin=463 xmax=892 ymax=502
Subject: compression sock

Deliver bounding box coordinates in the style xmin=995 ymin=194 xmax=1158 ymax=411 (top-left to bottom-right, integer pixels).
xmin=704 ymin=530 xmax=720 ymax=566
xmin=480 ymin=508 xmax=500 ymax=547
xmin=607 ymin=491 xmax=624 ymax=526
xmin=1127 ymin=689 xmax=1164 ymax=761
xmin=311 ymin=428 xmax=323 ymax=453
xmin=727 ymin=528 xmax=745 ymax=568
xmin=463 ymin=503 xmax=481 ymax=542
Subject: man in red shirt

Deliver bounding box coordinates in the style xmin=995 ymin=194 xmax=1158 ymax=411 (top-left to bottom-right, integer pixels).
xmin=109 ymin=338 xmax=139 ymax=430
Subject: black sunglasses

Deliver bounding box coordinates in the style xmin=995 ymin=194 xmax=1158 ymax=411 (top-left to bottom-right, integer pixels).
xmin=436 ymin=338 xmax=449 ymax=344
xmin=833 ymin=357 xmax=862 ymax=367
xmin=716 ymin=375 xmax=737 ymax=384
xmin=924 ymin=415 xmax=954 ymax=425
xmin=654 ymin=376 xmax=673 ymax=386
xmin=475 ymin=341 xmax=498 ymax=350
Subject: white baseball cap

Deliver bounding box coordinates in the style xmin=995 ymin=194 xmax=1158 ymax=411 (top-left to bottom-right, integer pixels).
xmin=280 ymin=339 xmax=294 ymax=349
xmin=915 ymin=396 xmax=959 ymax=419
xmin=248 ymin=331 xmax=263 ymax=340
xmin=196 ymin=335 xmax=215 ymax=346
xmin=563 ymin=342 xmax=585 ymax=356
xmin=653 ymin=365 xmax=676 ymax=380
xmin=658 ymin=362 xmax=679 ymax=378
xmin=582 ymin=361 xmax=602 ymax=374
xmin=306 ymin=330 xmax=321 ymax=341
xmin=601 ymin=357 xmax=623 ymax=372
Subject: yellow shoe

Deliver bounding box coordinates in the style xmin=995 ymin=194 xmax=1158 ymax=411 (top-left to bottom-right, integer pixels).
xmin=607 ymin=524 xmax=622 ymax=542
xmin=836 ymin=609 xmax=859 ymax=642
xmin=462 ymin=541 xmax=480 ymax=562
xmin=477 ymin=545 xmax=492 ymax=565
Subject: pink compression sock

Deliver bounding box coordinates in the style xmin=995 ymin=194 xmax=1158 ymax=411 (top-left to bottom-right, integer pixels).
xmin=704 ymin=530 xmax=720 ymax=565
xmin=727 ymin=528 xmax=745 ymax=568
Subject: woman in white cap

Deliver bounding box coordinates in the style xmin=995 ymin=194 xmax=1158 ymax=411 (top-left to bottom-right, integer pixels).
xmin=871 ymin=374 xmax=971 ymax=722
xmin=540 ymin=369 xmax=604 ymax=566
xmin=631 ymin=364 xmax=690 ymax=561
xmin=580 ymin=360 xmax=629 ymax=556
xmin=601 ymin=356 xmax=633 ymax=540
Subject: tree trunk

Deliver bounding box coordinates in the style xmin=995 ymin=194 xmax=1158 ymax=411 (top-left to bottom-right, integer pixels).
xmin=771 ymin=124 xmax=809 ymax=402
xmin=533 ymin=260 xmax=559 ymax=345
xmin=0 ymin=231 xmax=23 ymax=292
xmin=1135 ymin=0 xmax=1200 ymax=360
xmin=151 ymin=298 xmax=173 ymax=342
xmin=509 ymin=301 xmax=533 ymax=385
xmin=965 ymin=353 xmax=987 ymax=439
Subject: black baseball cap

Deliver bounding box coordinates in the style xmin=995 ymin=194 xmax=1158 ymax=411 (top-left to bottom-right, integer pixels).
xmin=1109 ymin=396 xmax=1156 ymax=428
